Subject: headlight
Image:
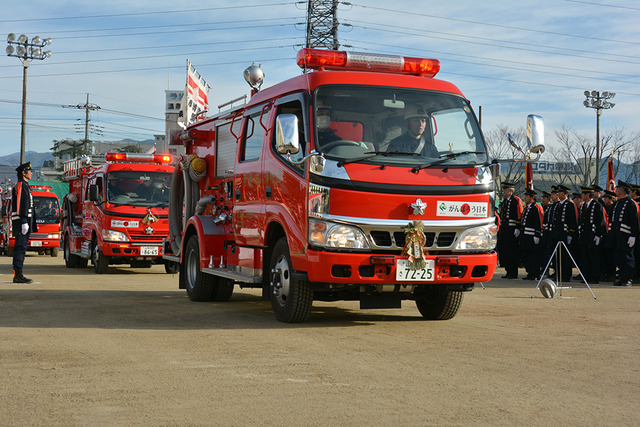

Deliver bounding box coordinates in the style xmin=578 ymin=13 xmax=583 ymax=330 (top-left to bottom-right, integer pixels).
xmin=309 ymin=218 xmax=370 ymax=250
xmin=102 ymin=229 xmax=129 ymax=242
xmin=456 ymin=224 xmax=497 ymax=251
xmin=47 ymin=233 xmax=61 ymax=239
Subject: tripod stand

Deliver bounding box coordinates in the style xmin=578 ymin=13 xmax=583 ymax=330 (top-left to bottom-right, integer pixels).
xmin=531 ymin=240 xmax=596 ymax=299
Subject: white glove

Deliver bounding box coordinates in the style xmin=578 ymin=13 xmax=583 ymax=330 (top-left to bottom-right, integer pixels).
xmin=629 ymin=236 xmax=636 ymax=248
xmin=21 ymin=223 xmax=29 ymax=235
xmin=514 ymin=229 xmax=520 ymax=238
xmin=533 ymin=236 xmax=540 ymax=244
xmin=594 ymin=236 xmax=601 ymax=246
xmin=567 ymin=236 xmax=572 ymax=245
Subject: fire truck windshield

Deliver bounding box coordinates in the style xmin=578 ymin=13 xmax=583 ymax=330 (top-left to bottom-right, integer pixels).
xmin=314 ymin=86 xmax=488 ymax=167
xmin=106 ymin=171 xmax=172 ymax=206
xmin=35 ymin=196 xmax=60 ymax=224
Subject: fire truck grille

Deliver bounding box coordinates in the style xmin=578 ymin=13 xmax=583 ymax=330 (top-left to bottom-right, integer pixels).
xmin=369 ymin=230 xmax=456 ymax=250
xmin=128 ymin=230 xmax=164 ymax=242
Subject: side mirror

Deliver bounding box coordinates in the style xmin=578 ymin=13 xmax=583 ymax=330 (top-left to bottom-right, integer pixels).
xmin=89 ymin=184 xmax=99 ymax=202
xmin=275 ymin=114 xmax=300 ymax=156
xmin=527 ymin=114 xmax=545 ymax=154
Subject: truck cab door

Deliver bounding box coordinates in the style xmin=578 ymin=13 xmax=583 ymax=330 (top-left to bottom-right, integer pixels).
xmin=233 ymin=106 xmax=271 ymax=247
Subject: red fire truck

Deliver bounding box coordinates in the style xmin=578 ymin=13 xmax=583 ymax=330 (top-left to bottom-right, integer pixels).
xmin=2 ymin=184 xmax=61 ymax=257
xmin=62 ymin=152 xmax=175 ymax=273
xmin=165 ymin=48 xmax=544 ymax=322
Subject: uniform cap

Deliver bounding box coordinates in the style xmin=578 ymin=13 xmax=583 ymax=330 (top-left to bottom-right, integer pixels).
xmin=15 ymin=162 xmax=32 ymax=173
xmin=403 ymin=103 xmax=429 ymax=120
xmin=580 ymin=186 xmax=594 ymax=193
xmin=591 ymin=184 xmax=603 ymax=192
xmin=603 ymin=190 xmax=616 ymax=198
xmin=572 ymin=192 xmax=581 ymax=199
xmin=502 ymin=182 xmax=515 ymax=189
xmin=542 ymin=191 xmax=551 ymax=198
xmin=550 ymin=186 xmax=558 ymax=193
xmin=617 ymin=180 xmax=631 ymax=191
xmin=524 ymin=188 xmax=537 ymax=197
xmin=557 ymin=184 xmax=571 ymax=193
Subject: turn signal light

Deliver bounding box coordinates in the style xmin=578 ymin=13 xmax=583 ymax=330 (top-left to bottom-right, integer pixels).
xmin=296 ymin=48 xmax=440 ymax=77
xmin=436 ymin=256 xmax=459 ymax=266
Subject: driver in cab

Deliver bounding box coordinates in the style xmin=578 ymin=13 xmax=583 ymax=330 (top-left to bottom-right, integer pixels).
xmin=387 ymin=103 xmax=439 ymax=157
xmin=316 ymin=98 xmax=340 ymax=149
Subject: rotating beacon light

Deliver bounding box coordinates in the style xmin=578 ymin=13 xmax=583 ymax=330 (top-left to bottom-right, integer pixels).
xmin=296 ymin=48 xmax=440 ymax=77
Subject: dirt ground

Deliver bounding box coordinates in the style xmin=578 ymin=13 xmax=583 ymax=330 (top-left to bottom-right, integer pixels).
xmin=0 ymin=254 xmax=638 ymax=426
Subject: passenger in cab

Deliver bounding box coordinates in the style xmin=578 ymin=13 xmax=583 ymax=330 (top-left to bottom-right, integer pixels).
xmin=387 ymin=103 xmax=439 ymax=158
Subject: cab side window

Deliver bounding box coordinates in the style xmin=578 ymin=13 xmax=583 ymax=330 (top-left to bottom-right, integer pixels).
xmin=241 ymin=110 xmax=267 ymax=163
xmin=274 ymin=100 xmax=306 ymax=172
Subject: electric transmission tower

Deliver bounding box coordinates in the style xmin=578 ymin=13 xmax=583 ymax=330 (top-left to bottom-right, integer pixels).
xmin=306 ymin=0 xmax=339 ymax=50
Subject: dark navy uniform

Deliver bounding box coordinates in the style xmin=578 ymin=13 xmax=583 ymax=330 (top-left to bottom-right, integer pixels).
xmin=11 ymin=162 xmax=38 ymax=283
xmin=497 ymin=182 xmax=522 ymax=278
xmin=610 ymin=181 xmax=640 ymax=286
xmin=518 ymin=189 xmax=544 ymax=280
xmin=577 ymin=190 xmax=608 ymax=283
xmin=551 ymin=185 xmax=579 ymax=282
xmin=601 ymin=191 xmax=617 ymax=281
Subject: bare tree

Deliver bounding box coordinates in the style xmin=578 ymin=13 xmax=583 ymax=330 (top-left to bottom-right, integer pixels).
xmin=484 ymin=124 xmax=527 ymax=193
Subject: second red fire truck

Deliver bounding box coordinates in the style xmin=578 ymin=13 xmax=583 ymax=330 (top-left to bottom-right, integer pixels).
xmin=62 ymin=152 xmax=175 ymax=273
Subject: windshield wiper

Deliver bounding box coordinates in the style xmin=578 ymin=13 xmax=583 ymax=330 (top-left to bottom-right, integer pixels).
xmin=337 ymin=151 xmax=421 ymax=167
xmin=411 ymin=151 xmax=485 ymax=173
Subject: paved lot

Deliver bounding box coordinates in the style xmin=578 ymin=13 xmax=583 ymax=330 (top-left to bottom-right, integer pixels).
xmin=1 ymin=254 xmax=638 ymax=426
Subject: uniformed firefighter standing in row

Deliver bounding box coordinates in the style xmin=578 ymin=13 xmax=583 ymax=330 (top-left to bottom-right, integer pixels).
xmin=517 ymin=188 xmax=544 ymax=280
xmin=631 ymin=184 xmax=640 ymax=282
xmin=610 ymin=180 xmax=640 ymax=286
xmin=601 ymin=189 xmax=617 ymax=281
xmin=576 ymin=186 xmax=608 ymax=283
xmin=11 ymin=162 xmax=38 ymax=284
xmin=550 ymin=184 xmax=578 ymax=282
xmin=497 ymin=182 xmax=522 ymax=279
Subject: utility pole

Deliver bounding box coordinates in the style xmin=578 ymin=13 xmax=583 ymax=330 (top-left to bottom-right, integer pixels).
xmin=64 ymin=93 xmax=100 ymax=153
xmin=306 ymin=0 xmax=339 ymax=50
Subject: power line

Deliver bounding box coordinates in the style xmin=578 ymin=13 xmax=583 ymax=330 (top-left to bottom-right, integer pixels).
xmin=562 ymin=0 xmax=640 ymax=11
xmin=345 ymin=2 xmax=640 ymax=46
xmin=0 ymin=2 xmax=301 ymax=22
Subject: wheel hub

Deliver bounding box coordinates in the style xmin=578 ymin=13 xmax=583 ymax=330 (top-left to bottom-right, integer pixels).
xmin=271 ymin=256 xmax=290 ymax=306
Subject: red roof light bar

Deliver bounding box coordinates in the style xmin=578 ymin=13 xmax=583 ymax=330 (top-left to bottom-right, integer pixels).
xmin=296 ymin=48 xmax=440 ymax=78
xmin=105 ymin=152 xmax=172 ymax=164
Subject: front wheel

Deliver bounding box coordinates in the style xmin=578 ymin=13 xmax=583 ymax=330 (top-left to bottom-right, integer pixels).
xmin=92 ymin=239 xmax=109 ymax=274
xmin=64 ymin=235 xmax=79 ymax=268
xmin=269 ymin=238 xmax=313 ymax=323
xmin=415 ymin=290 xmax=463 ymax=320
xmin=50 ymin=247 xmax=59 ymax=257
xmin=183 ymin=235 xmax=214 ymax=301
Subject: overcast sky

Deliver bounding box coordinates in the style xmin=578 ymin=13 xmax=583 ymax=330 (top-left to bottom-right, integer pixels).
xmin=0 ymin=0 xmax=638 ymax=158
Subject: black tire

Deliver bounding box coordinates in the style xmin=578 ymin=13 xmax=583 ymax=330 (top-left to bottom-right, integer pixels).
xmin=415 ymin=290 xmax=463 ymax=320
xmin=92 ymin=239 xmax=109 ymax=274
xmin=211 ymin=277 xmax=234 ymax=302
xmin=64 ymin=235 xmax=79 ymax=268
xmin=50 ymin=247 xmax=59 ymax=257
xmin=183 ymin=235 xmax=214 ymax=301
xmin=77 ymin=257 xmax=89 ymax=268
xmin=269 ymin=238 xmax=313 ymax=323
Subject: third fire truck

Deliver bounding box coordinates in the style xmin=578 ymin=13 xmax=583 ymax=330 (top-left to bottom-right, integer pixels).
xmin=165 ymin=48 xmax=544 ymax=322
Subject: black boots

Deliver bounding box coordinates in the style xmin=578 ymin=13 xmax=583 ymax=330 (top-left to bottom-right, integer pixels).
xmin=13 ymin=269 xmax=32 ymax=284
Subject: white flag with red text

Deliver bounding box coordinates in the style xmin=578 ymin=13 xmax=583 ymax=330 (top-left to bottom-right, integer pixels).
xmin=178 ymin=60 xmax=210 ymax=129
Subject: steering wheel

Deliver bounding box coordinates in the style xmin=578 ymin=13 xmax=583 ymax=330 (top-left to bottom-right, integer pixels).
xmin=321 ymin=140 xmax=365 ymax=152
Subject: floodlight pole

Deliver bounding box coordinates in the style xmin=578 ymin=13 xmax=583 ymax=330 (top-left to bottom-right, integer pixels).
xmin=6 ymin=33 xmax=53 ymax=164
xmin=583 ymin=90 xmax=615 ymax=186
